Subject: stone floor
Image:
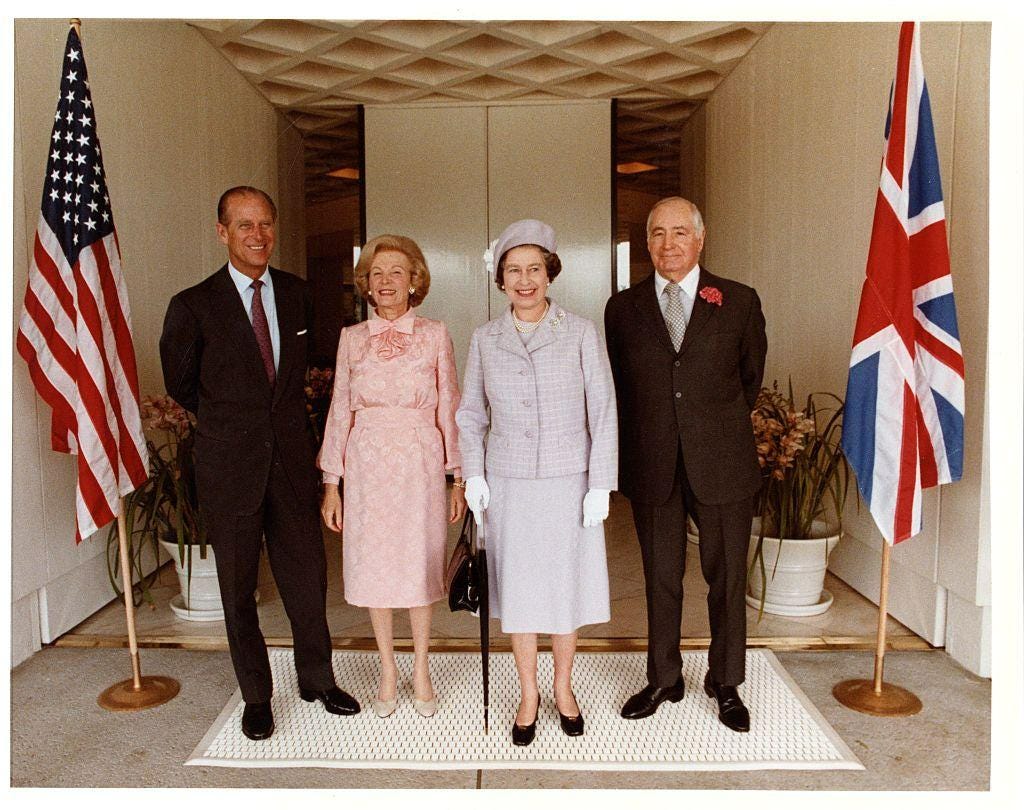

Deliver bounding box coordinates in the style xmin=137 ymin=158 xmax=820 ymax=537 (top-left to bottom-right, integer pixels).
xmin=67 ymin=493 xmax=916 ymax=647
xmin=10 ymin=645 xmax=991 ymax=790
xmin=18 ymin=495 xmax=1000 ymax=794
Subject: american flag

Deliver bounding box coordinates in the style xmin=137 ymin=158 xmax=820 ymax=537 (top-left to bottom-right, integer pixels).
xmin=17 ymin=27 xmax=149 ymax=542
xmin=842 ymin=22 xmax=965 ymax=545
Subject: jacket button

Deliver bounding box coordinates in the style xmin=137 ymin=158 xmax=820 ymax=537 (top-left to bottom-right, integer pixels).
xmin=519 ymin=370 xmax=526 ymax=376
xmin=522 ymin=400 xmax=531 ymax=407
xmin=264 ymin=441 xmax=271 ymax=447
xmin=675 ymin=392 xmax=682 ymax=399
xmin=674 ymin=360 xmax=681 ymax=367
xmin=525 ymin=430 xmax=534 ymax=438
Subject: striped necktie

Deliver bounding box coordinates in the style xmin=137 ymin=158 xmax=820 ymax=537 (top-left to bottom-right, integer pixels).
xmin=250 ymin=279 xmax=276 ymax=386
xmin=664 ymin=281 xmax=686 ymax=352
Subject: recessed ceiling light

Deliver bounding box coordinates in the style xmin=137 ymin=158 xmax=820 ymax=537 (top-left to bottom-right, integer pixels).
xmin=327 ymin=167 xmax=360 ymax=180
xmin=616 ymin=162 xmax=659 ymax=175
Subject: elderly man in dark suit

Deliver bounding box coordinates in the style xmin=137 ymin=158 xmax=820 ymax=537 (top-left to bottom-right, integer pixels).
xmin=160 ymin=186 xmax=359 ymax=740
xmin=604 ymin=196 xmax=767 ymax=732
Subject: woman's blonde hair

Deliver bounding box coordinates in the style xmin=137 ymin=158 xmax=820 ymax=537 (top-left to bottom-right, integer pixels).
xmin=353 ymin=235 xmax=431 ymax=309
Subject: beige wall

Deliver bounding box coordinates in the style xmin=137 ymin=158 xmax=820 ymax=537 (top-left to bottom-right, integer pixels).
xmin=679 ymin=102 xmax=706 ymax=215
xmin=365 ymin=101 xmax=611 ymax=384
xmin=365 ymin=105 xmax=490 ymax=385
xmin=696 ymin=22 xmax=990 ymax=672
xmin=11 ymin=19 xmax=303 ymax=665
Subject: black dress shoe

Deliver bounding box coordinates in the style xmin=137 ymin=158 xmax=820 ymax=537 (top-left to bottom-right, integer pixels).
xmin=703 ymin=673 xmax=750 ymax=732
xmin=241 ymin=700 xmax=274 ymax=741
xmin=620 ymin=677 xmax=685 ymax=719
xmin=299 ymin=685 xmax=361 ymax=715
xmin=512 ymin=705 xmax=538 ymax=746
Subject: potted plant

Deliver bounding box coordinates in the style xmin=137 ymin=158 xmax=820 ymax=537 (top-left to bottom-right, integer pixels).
xmin=105 ymin=395 xmax=224 ymax=620
xmin=746 ymin=380 xmax=851 ymax=617
xmin=304 ymin=366 xmax=334 ymax=449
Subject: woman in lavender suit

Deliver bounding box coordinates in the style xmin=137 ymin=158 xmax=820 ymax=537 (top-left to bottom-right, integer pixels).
xmin=456 ymin=219 xmax=617 ymax=746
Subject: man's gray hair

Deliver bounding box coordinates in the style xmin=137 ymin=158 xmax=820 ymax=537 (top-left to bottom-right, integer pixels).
xmin=646 ymin=197 xmax=705 ymax=237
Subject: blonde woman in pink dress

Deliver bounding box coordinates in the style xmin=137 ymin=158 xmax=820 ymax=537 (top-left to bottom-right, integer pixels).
xmin=318 ymin=235 xmax=466 ymax=719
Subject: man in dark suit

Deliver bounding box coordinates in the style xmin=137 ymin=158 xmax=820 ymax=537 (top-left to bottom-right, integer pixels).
xmin=604 ymin=197 xmax=767 ymax=732
xmin=160 ymin=186 xmax=359 ymax=740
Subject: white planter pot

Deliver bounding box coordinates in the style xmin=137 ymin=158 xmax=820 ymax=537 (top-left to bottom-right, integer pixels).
xmin=745 ymin=518 xmax=841 ymax=617
xmin=159 ymin=540 xmax=226 ymax=622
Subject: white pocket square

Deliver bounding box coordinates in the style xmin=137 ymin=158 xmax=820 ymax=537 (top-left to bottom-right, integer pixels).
xmin=296 ymin=329 xmax=307 ymax=335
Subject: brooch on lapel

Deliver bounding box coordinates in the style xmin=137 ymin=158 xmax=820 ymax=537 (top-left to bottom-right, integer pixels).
xmin=699 ymin=286 xmax=724 ymax=306
xmin=549 ymin=308 xmax=566 ymax=328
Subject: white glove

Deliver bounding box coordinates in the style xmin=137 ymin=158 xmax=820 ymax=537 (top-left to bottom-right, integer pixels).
xmin=464 ymin=475 xmax=490 ymax=526
xmin=582 ymin=489 xmax=610 ymax=528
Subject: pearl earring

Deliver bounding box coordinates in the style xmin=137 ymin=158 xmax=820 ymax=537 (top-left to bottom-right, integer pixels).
xmin=408 ymin=286 xmax=415 ymax=295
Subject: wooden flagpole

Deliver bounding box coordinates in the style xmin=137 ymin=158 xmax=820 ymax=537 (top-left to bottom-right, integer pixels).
xmin=98 ymin=498 xmax=179 ymax=710
xmin=58 ymin=17 xmax=178 ymax=710
xmin=832 ymin=539 xmax=922 ymax=716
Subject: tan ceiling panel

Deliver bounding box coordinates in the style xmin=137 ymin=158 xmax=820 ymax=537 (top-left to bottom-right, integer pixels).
xmin=320 ymin=37 xmax=410 ymax=70
xmin=274 ymin=61 xmax=358 ymax=89
xmin=560 ymin=30 xmax=653 ymax=64
xmin=661 ymin=70 xmax=721 ymax=98
xmin=615 ymin=52 xmax=700 ymax=83
xmin=554 ymin=71 xmax=630 ymax=98
xmin=448 ymin=74 xmax=524 ymax=100
xmin=186 ymin=20 xmax=769 ymax=203
xmin=629 ymin=21 xmax=737 ymax=44
xmin=220 ymin=42 xmax=292 ymax=74
xmin=443 ymin=33 xmax=529 ymax=67
xmin=386 ymin=57 xmax=471 ymax=85
xmin=682 ymin=27 xmax=765 ymax=62
xmin=504 ymin=54 xmax=583 ymax=84
xmin=257 ymin=80 xmax=314 ymax=106
xmin=242 ymin=19 xmax=339 ymax=52
xmin=342 ymin=77 xmax=421 ymax=103
xmin=369 ymin=19 xmax=472 ymax=49
xmin=494 ymin=20 xmax=597 ymax=46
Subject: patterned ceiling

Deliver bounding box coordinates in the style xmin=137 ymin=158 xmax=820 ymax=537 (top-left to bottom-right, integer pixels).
xmin=189 ymin=20 xmax=771 ymax=203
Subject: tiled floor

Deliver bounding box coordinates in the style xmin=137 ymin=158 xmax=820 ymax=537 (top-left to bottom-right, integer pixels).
xmin=66 ymin=493 xmax=917 ymax=647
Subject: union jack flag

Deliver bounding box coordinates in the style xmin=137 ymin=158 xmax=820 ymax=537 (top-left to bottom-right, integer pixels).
xmin=842 ymin=22 xmax=965 ymax=545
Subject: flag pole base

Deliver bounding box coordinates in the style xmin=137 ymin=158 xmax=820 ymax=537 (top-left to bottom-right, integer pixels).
xmin=832 ymin=678 xmax=922 ymax=716
xmin=98 ymin=675 xmax=180 ymax=712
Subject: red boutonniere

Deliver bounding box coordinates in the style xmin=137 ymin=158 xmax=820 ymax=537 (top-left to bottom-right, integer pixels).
xmin=699 ymin=286 xmax=723 ymax=306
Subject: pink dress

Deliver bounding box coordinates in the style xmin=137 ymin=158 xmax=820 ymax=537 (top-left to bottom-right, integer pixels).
xmin=318 ymin=308 xmax=462 ymax=608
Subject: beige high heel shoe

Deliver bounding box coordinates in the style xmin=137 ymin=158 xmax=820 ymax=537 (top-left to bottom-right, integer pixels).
xmin=372 ymin=696 xmax=398 ymax=718
xmin=413 ymin=694 xmax=437 ymax=717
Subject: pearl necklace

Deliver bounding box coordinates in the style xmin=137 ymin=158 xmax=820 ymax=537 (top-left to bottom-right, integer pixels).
xmin=512 ymin=301 xmax=550 ymax=333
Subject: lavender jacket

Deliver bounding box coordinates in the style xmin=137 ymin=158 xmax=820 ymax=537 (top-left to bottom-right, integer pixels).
xmin=456 ymin=300 xmax=618 ymax=489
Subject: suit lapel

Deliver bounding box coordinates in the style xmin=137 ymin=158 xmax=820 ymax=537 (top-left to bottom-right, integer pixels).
xmin=677 ymin=267 xmax=716 ymax=357
xmin=493 ymin=308 xmax=531 ymax=361
xmin=212 ymin=266 xmax=273 ymax=395
xmin=631 ymin=275 xmax=676 ymax=356
xmin=524 ymin=299 xmax=562 ymax=354
xmin=271 ymin=270 xmax=299 ymax=408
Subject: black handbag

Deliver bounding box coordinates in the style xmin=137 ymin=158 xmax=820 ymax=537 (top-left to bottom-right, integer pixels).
xmin=445 ymin=513 xmax=480 ymax=613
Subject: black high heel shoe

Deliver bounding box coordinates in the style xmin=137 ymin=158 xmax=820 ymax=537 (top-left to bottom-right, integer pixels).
xmin=555 ymin=693 xmax=584 ymax=737
xmin=512 ymin=702 xmax=539 ymax=746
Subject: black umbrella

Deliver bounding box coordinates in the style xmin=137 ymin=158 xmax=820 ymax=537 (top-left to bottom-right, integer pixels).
xmin=476 ymin=517 xmax=490 ymax=734
xmin=446 ymin=512 xmax=490 ymax=733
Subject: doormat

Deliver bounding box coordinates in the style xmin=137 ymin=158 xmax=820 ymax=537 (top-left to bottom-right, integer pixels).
xmin=187 ymin=649 xmax=862 ymax=771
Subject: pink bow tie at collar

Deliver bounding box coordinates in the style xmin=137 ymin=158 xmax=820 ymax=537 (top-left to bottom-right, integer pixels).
xmin=367 ymin=308 xmax=415 ymax=359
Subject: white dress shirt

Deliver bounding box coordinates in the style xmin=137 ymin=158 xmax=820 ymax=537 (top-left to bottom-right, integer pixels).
xmin=654 ymin=263 xmax=700 ymax=328
xmin=228 ymin=262 xmax=280 ymax=371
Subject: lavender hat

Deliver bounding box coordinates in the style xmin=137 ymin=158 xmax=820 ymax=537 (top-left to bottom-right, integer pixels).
xmin=483 ymin=219 xmax=557 ymax=274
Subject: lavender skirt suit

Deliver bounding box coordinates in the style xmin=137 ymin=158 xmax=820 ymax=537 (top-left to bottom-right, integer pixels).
xmin=456 ymin=301 xmax=618 ymax=634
